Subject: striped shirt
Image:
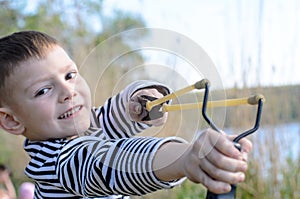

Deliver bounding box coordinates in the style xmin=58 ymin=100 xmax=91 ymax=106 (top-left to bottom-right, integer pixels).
xmin=24 ymin=81 xmax=186 ymax=198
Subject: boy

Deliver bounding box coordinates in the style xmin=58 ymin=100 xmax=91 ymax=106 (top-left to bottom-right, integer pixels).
xmin=0 ymin=31 xmax=251 ymax=198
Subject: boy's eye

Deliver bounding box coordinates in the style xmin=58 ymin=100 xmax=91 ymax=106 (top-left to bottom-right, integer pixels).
xmin=65 ymin=72 xmax=77 ymax=80
xmin=35 ymin=87 xmax=51 ymax=97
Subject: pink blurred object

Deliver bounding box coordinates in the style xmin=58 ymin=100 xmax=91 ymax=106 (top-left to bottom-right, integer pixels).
xmin=18 ymin=182 xmax=34 ymax=199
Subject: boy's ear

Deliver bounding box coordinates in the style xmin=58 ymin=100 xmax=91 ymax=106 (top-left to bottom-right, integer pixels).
xmin=0 ymin=108 xmax=25 ymax=135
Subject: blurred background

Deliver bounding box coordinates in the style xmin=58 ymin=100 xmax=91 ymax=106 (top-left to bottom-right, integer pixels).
xmin=0 ymin=0 xmax=299 ymax=198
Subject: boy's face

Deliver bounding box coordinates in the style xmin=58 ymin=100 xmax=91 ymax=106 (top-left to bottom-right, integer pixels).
xmin=4 ymin=46 xmax=92 ymax=140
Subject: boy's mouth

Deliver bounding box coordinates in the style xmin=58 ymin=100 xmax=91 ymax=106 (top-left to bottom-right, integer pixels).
xmin=58 ymin=106 xmax=82 ymax=119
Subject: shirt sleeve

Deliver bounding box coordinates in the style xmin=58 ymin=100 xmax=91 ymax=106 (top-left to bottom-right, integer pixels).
xmin=90 ymin=80 xmax=172 ymax=139
xmin=56 ymin=136 xmax=187 ymax=197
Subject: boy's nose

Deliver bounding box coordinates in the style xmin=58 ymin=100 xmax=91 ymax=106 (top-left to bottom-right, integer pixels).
xmin=59 ymin=84 xmax=77 ymax=103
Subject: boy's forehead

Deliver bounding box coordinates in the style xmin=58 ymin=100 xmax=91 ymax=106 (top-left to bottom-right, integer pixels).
xmin=7 ymin=46 xmax=74 ymax=88
xmin=21 ymin=46 xmax=73 ymax=71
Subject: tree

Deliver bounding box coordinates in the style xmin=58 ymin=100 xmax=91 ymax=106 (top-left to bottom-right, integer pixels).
xmin=0 ymin=0 xmax=146 ymax=61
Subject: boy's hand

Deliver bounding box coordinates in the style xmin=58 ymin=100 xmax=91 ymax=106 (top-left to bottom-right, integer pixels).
xmin=128 ymin=88 xmax=168 ymax=126
xmin=183 ymin=129 xmax=252 ymax=193
xmin=153 ymin=129 xmax=252 ymax=194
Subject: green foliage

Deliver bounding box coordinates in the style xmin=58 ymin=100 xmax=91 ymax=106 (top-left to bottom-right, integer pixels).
xmin=173 ymin=181 xmax=206 ymax=199
xmin=224 ymin=85 xmax=300 ymax=127
xmin=279 ymin=157 xmax=300 ymax=198
xmin=0 ymin=0 xmax=145 ymax=62
xmin=0 ymin=130 xmax=30 ymax=188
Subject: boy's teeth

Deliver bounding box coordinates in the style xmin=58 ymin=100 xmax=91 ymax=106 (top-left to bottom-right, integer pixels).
xmin=59 ymin=106 xmax=81 ymax=119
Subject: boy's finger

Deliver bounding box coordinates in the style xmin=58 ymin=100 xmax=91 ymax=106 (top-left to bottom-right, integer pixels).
xmin=196 ymin=170 xmax=232 ymax=194
xmin=206 ymin=130 xmax=242 ymax=160
xmin=128 ymin=101 xmax=145 ymax=121
xmin=130 ymin=101 xmax=142 ymax=114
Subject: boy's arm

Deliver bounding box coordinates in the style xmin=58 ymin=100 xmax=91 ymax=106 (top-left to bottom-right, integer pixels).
xmin=91 ymin=80 xmax=171 ymax=139
xmin=56 ymin=129 xmax=252 ymax=197
xmin=57 ymin=136 xmax=186 ymax=197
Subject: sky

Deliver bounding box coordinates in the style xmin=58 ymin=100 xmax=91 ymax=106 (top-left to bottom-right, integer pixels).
xmin=103 ymin=0 xmax=300 ymax=88
xmin=23 ymin=0 xmax=300 ymax=88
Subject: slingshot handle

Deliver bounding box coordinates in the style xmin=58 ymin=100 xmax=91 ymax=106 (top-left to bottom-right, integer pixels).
xmin=205 ymin=143 xmax=241 ymax=199
xmin=206 ymin=185 xmax=237 ymax=199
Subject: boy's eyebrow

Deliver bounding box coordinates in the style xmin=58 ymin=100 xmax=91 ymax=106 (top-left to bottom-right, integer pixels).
xmin=24 ymin=75 xmax=52 ymax=93
xmin=58 ymin=62 xmax=77 ymax=75
xmin=24 ymin=62 xmax=76 ymax=92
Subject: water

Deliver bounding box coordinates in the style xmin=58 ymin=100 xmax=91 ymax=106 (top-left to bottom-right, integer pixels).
xmin=227 ymin=122 xmax=300 ymax=170
xmin=255 ymin=122 xmax=300 ymax=160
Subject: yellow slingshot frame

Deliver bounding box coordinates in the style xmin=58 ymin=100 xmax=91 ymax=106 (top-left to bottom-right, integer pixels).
xmin=146 ymin=79 xmax=265 ymax=112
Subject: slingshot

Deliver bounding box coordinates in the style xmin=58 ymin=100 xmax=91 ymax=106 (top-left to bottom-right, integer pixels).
xmin=144 ymin=79 xmax=265 ymax=199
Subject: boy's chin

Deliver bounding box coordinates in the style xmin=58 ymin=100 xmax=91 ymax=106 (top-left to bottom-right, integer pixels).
xmin=71 ymin=121 xmax=91 ymax=136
